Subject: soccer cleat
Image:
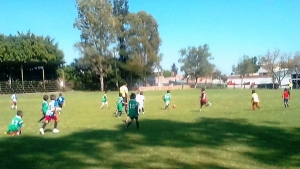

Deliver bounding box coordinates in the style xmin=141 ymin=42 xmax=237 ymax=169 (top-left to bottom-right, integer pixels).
xmin=39 ymin=128 xmax=44 ymax=135
xmin=53 ymin=128 xmax=59 ymax=133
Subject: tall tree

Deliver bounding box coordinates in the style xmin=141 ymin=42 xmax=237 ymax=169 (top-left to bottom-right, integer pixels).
xmin=232 ymin=55 xmax=255 ymax=88
xmin=178 ymin=44 xmax=214 ymax=88
xmin=171 ymin=63 xmax=178 ymax=76
xmin=260 ymin=50 xmax=294 ymax=88
xmin=74 ymin=0 xmax=117 ymax=91
xmin=112 ymin=0 xmax=129 ymax=63
xmin=124 ymin=11 xmax=161 ymax=85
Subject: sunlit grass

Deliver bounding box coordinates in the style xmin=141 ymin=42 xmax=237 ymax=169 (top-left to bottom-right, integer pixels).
xmin=0 ymin=89 xmax=299 ymax=169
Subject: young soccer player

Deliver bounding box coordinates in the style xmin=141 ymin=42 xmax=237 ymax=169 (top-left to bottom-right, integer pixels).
xmin=11 ymin=92 xmax=18 ymax=109
xmin=251 ymin=89 xmax=260 ymax=110
xmin=116 ymin=93 xmax=126 ymax=117
xmin=162 ymin=90 xmax=171 ymax=110
xmin=125 ymin=93 xmax=139 ymax=129
xmin=199 ymin=88 xmax=211 ymax=112
xmin=136 ymin=91 xmax=145 ymax=114
xmin=101 ymin=91 xmax=109 ymax=109
xmin=5 ymin=110 xmax=23 ymax=136
xmin=39 ymin=94 xmax=59 ymax=135
xmin=282 ymin=88 xmax=290 ymax=108
xmin=38 ymin=95 xmax=49 ymax=123
xmin=56 ymin=93 xmax=65 ymax=113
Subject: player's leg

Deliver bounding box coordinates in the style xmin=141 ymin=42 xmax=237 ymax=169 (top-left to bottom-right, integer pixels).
xmin=38 ymin=114 xmax=45 ymax=123
xmin=165 ymin=101 xmax=169 ymax=110
xmin=256 ymin=102 xmax=260 ymax=109
xmin=135 ymin=117 xmax=139 ymax=129
xmin=15 ymin=102 xmax=17 ymax=109
xmin=53 ymin=116 xmax=59 ymax=133
xmin=40 ymin=116 xmax=50 ymax=135
xmin=101 ymin=102 xmax=104 ymax=109
xmin=125 ymin=116 xmax=132 ymax=129
xmin=142 ymin=106 xmax=145 ymax=114
xmin=106 ymin=102 xmax=109 ymax=108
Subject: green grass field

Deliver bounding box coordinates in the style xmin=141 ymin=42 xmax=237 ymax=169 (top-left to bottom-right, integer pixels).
xmin=0 ymin=89 xmax=299 ymax=169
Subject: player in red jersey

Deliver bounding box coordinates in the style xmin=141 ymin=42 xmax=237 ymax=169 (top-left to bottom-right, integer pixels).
xmin=199 ymin=88 xmax=211 ymax=112
xmin=282 ymin=88 xmax=290 ymax=108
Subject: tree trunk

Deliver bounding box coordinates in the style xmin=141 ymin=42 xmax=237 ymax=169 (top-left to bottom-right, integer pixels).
xmin=241 ymin=78 xmax=243 ymax=89
xmin=194 ymin=77 xmax=198 ymax=88
xmin=100 ymin=75 xmax=104 ymax=92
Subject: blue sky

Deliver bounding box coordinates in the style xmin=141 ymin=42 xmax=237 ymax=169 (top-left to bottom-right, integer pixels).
xmin=1 ymin=0 xmax=299 ymax=75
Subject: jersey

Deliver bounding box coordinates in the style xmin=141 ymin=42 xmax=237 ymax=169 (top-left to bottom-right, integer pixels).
xmin=56 ymin=96 xmax=65 ymax=105
xmin=7 ymin=115 xmax=23 ymax=132
xmin=164 ymin=93 xmax=171 ymax=102
xmin=116 ymin=97 xmax=123 ymax=111
xmin=201 ymin=91 xmax=207 ymax=102
xmin=252 ymin=93 xmax=259 ymax=102
xmin=11 ymin=94 xmax=18 ymax=102
xmin=119 ymin=85 xmax=128 ymax=98
xmin=41 ymin=100 xmax=48 ymax=114
xmin=136 ymin=94 xmax=145 ymax=106
xmin=102 ymin=94 xmax=107 ymax=102
xmin=46 ymin=100 xmax=57 ymax=116
xmin=128 ymin=99 xmax=139 ymax=118
xmin=283 ymin=91 xmax=289 ymax=99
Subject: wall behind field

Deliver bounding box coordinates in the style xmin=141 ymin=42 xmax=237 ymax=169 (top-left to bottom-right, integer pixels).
xmin=139 ymin=85 xmax=190 ymax=91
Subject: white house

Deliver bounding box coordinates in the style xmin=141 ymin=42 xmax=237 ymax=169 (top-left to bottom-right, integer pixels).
xmin=227 ymin=66 xmax=292 ymax=89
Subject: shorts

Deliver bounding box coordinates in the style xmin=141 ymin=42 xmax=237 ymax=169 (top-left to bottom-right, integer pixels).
xmin=200 ymin=100 xmax=207 ymax=106
xmin=117 ymin=104 xmax=123 ymax=112
xmin=165 ymin=101 xmax=170 ymax=106
xmin=58 ymin=103 xmax=63 ymax=108
xmin=7 ymin=125 xmax=18 ymax=133
xmin=128 ymin=115 xmax=139 ymax=121
xmin=45 ymin=115 xmax=57 ymax=122
xmin=102 ymin=102 xmax=108 ymax=105
xmin=284 ymin=98 xmax=289 ymax=103
xmin=252 ymin=102 xmax=259 ymax=107
xmin=12 ymin=102 xmax=17 ymax=105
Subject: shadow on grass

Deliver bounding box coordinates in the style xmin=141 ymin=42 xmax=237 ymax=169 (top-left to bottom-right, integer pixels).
xmin=0 ymin=118 xmax=299 ymax=169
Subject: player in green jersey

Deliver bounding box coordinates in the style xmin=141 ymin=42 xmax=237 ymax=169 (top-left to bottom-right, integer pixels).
xmin=101 ymin=91 xmax=109 ymax=109
xmin=5 ymin=110 xmax=23 ymax=136
xmin=162 ymin=90 xmax=171 ymax=110
xmin=125 ymin=93 xmax=139 ymax=129
xmin=38 ymin=95 xmax=49 ymax=122
xmin=116 ymin=93 xmax=126 ymax=117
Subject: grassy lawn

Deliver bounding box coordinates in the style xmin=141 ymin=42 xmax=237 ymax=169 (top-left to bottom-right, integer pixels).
xmin=0 ymin=89 xmax=299 ymax=169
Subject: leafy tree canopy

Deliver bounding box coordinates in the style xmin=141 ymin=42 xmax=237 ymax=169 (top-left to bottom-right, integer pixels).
xmin=0 ymin=31 xmax=64 ymax=63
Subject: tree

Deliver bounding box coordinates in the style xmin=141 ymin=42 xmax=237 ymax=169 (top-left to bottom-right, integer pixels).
xmin=178 ymin=44 xmax=214 ymax=88
xmin=260 ymin=50 xmax=294 ymax=88
xmin=162 ymin=70 xmax=172 ymax=77
xmin=74 ymin=0 xmax=117 ymax=91
xmin=0 ymin=31 xmax=64 ymax=62
xmin=171 ymin=63 xmax=178 ymax=76
xmin=232 ymin=55 xmax=255 ymax=88
xmin=124 ymin=11 xmax=161 ymax=85
xmin=112 ymin=0 xmax=129 ymax=63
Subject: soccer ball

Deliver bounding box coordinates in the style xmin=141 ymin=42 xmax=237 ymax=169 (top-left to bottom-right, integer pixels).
xmin=53 ymin=128 xmax=60 ymax=133
xmin=173 ymin=105 xmax=176 ymax=108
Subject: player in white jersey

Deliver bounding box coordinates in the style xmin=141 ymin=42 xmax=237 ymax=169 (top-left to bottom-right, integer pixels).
xmin=11 ymin=93 xmax=18 ymax=109
xmin=136 ymin=91 xmax=145 ymax=114
xmin=39 ymin=94 xmax=59 ymax=135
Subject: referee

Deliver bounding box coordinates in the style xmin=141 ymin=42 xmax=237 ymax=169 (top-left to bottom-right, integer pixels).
xmin=119 ymin=82 xmax=129 ymax=113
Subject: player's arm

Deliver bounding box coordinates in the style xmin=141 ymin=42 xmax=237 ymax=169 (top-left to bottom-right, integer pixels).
xmin=17 ymin=121 xmax=23 ymax=135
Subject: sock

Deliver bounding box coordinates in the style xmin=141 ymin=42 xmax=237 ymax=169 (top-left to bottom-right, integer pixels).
xmin=11 ymin=105 xmax=14 ymax=109
xmin=54 ymin=121 xmax=58 ymax=129
xmin=15 ymin=106 xmax=17 ymax=109
xmin=136 ymin=121 xmax=139 ymax=129
xmin=38 ymin=116 xmax=45 ymax=122
xmin=42 ymin=123 xmax=47 ymax=129
xmin=126 ymin=121 xmax=132 ymax=128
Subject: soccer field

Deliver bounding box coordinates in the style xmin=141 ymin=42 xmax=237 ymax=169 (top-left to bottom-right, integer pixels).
xmin=0 ymin=89 xmax=299 ymax=169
